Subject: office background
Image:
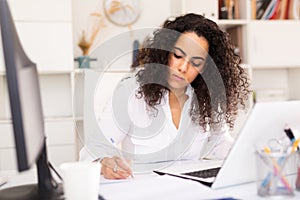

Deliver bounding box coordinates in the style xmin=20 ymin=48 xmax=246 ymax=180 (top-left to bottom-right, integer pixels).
xmin=0 ymin=0 xmax=300 ymax=171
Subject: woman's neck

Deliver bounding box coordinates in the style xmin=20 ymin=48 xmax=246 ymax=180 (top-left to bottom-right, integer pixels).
xmin=169 ymin=87 xmax=187 ymax=101
xmin=168 ymin=88 xmax=188 ymax=129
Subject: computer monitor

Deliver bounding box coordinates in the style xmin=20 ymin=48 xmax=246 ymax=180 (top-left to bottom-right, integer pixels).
xmin=0 ymin=0 xmax=63 ymax=199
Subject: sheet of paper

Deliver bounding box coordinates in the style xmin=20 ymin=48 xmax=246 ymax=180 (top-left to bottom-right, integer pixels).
xmin=99 ymin=173 xmax=215 ymax=200
xmin=99 ymin=173 xmax=157 ymax=184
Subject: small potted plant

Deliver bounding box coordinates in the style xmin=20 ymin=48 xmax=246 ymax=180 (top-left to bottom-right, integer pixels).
xmin=75 ymin=12 xmax=106 ymax=68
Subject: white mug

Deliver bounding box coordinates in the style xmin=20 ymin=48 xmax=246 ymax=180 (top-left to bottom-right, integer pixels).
xmin=60 ymin=162 xmax=100 ymax=200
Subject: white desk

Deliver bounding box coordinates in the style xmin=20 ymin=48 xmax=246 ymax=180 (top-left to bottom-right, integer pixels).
xmin=1 ymin=169 xmax=300 ymax=200
xmin=99 ymin=173 xmax=300 ymax=200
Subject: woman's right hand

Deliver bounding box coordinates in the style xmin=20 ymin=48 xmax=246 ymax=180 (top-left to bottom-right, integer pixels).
xmin=100 ymin=156 xmax=133 ymax=179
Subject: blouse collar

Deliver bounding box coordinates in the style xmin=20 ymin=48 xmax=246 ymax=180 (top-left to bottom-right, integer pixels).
xmin=161 ymin=84 xmax=194 ymax=106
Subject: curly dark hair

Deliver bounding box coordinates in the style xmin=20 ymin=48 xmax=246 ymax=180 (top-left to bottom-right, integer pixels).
xmin=132 ymin=13 xmax=250 ymax=130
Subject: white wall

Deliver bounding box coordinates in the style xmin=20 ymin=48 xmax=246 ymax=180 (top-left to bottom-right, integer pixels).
xmin=0 ymin=0 xmax=76 ymax=170
xmin=72 ymin=0 xmax=172 ymax=57
xmin=71 ymin=0 xmax=175 ymax=147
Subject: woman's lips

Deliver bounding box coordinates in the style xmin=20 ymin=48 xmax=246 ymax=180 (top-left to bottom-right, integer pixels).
xmin=172 ymin=74 xmax=185 ymax=81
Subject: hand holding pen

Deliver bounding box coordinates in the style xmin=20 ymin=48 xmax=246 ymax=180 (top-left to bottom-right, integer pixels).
xmin=100 ymin=137 xmax=134 ymax=179
xmin=100 ymin=156 xmax=133 ymax=179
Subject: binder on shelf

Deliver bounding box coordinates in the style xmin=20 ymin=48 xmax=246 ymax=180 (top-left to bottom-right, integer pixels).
xmin=279 ymin=0 xmax=289 ymax=19
xmin=227 ymin=0 xmax=235 ymax=19
xmin=268 ymin=0 xmax=289 ymax=20
xmin=252 ymin=0 xmax=257 ymax=19
xmin=233 ymin=0 xmax=240 ymax=19
xmin=288 ymin=0 xmax=300 ymax=19
xmin=261 ymin=0 xmax=278 ymax=19
xmin=254 ymin=0 xmax=299 ymax=20
xmin=256 ymin=0 xmax=273 ymax=19
xmin=219 ymin=0 xmax=228 ymax=19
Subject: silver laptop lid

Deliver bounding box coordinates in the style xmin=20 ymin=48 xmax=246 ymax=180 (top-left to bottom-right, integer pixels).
xmin=212 ymin=101 xmax=300 ymax=189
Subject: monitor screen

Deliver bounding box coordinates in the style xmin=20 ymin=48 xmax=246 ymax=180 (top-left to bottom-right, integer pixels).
xmin=0 ymin=0 xmax=63 ymax=198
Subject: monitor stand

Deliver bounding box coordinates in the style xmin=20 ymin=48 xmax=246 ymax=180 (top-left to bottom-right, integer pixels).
xmin=0 ymin=145 xmax=64 ymax=200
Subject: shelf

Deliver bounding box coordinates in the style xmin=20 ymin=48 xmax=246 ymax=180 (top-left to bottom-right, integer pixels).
xmin=0 ymin=120 xmax=11 ymax=124
xmin=38 ymin=70 xmax=73 ymax=75
xmin=216 ymin=0 xmax=300 ymax=103
xmin=0 ymin=69 xmax=73 ymax=76
xmin=44 ymin=117 xmax=75 ymax=122
xmin=74 ymin=117 xmax=83 ymax=121
xmin=217 ymin=19 xmax=248 ymax=29
xmin=0 ymin=116 xmax=75 ymax=124
xmin=73 ymin=68 xmax=131 ymax=74
xmin=252 ymin=65 xmax=300 ymax=70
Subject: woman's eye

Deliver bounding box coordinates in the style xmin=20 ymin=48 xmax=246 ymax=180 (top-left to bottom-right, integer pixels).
xmin=173 ymin=52 xmax=183 ymax=59
xmin=191 ymin=61 xmax=201 ymax=67
xmin=191 ymin=61 xmax=203 ymax=68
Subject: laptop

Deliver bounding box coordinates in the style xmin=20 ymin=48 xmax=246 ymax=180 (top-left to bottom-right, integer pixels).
xmin=154 ymin=101 xmax=300 ymax=189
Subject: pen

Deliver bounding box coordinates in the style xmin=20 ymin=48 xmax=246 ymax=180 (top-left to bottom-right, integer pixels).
xmin=110 ymin=138 xmax=134 ymax=178
xmin=284 ymin=126 xmax=296 ymax=143
xmin=291 ymin=138 xmax=300 ymax=153
xmin=285 ymin=126 xmax=299 ymax=151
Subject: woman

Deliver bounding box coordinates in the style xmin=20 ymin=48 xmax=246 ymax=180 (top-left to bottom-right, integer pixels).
xmin=80 ymin=13 xmax=250 ymax=179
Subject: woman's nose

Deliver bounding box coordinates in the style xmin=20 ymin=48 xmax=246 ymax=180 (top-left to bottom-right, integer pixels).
xmin=178 ymin=59 xmax=189 ymax=73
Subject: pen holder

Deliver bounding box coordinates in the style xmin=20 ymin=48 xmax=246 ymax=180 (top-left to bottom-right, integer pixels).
xmin=255 ymin=151 xmax=297 ymax=197
xmin=296 ymin=151 xmax=300 ymax=190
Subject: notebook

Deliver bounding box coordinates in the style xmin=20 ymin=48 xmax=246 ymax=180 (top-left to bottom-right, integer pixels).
xmin=154 ymin=101 xmax=300 ymax=189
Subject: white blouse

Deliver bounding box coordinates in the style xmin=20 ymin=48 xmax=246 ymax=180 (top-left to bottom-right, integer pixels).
xmin=79 ymin=77 xmax=233 ymax=164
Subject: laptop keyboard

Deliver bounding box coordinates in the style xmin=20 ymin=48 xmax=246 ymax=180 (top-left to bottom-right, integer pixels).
xmin=182 ymin=167 xmax=221 ymax=179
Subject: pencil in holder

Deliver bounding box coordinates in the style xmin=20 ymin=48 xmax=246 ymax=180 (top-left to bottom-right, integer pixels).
xmin=255 ymin=151 xmax=297 ymax=197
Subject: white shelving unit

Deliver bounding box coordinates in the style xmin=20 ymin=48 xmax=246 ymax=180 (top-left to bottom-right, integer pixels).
xmin=0 ymin=0 xmax=77 ymax=170
xmin=174 ymin=0 xmax=300 ymax=103
xmin=71 ymin=0 xmax=175 ymax=149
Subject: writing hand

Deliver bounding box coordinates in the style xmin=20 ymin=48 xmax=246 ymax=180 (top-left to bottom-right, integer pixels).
xmin=100 ymin=156 xmax=133 ymax=179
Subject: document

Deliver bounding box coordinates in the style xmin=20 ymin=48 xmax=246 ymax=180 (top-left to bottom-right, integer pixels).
xmin=99 ymin=173 xmax=218 ymax=200
xmin=99 ymin=173 xmax=156 ymax=184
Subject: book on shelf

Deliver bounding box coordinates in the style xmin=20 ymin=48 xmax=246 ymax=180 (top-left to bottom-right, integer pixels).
xmin=218 ymin=0 xmax=240 ymax=19
xmin=279 ymin=0 xmax=290 ymax=19
xmin=288 ymin=0 xmax=300 ymax=19
xmin=233 ymin=0 xmax=240 ymax=19
xmin=261 ymin=0 xmax=278 ymax=19
xmin=268 ymin=0 xmax=289 ymax=19
xmin=252 ymin=0 xmax=256 ymax=19
xmin=252 ymin=0 xmax=300 ymax=20
xmin=256 ymin=0 xmax=273 ymax=19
